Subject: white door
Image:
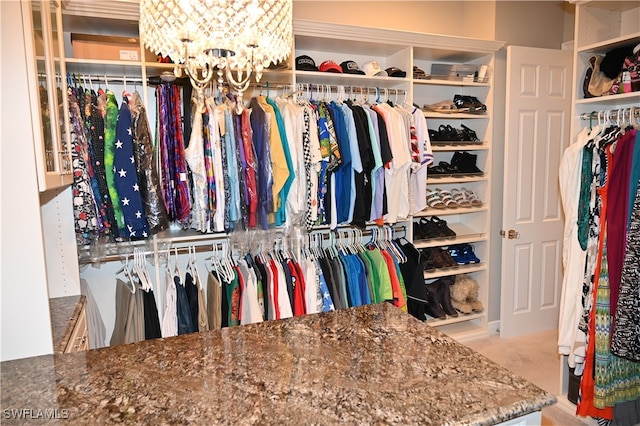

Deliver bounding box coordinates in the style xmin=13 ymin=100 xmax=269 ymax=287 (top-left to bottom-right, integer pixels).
xmin=500 ymin=46 xmax=572 ymax=338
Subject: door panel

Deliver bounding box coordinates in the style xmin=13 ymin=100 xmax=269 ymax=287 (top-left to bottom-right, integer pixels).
xmin=501 ymin=46 xmax=572 ymax=338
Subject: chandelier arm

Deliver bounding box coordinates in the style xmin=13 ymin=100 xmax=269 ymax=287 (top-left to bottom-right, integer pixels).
xmin=185 ymin=64 xmax=215 ymax=88
xmin=225 ymin=67 xmax=253 ymax=92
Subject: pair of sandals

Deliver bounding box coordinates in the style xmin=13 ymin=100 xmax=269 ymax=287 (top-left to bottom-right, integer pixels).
xmin=413 ymin=216 xmax=456 ymax=240
xmin=429 ymin=161 xmax=461 ymax=176
xmin=428 ymin=125 xmax=480 ymax=142
xmin=426 ymin=188 xmax=482 ymax=210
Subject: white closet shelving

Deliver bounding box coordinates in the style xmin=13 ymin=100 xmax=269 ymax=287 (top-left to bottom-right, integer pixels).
xmin=412 ymin=44 xmax=497 ymax=339
xmin=24 ymin=2 xmax=504 ymax=342
xmin=559 ymin=0 xmax=640 ymax=416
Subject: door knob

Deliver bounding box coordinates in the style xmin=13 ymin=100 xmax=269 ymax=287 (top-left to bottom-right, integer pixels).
xmin=500 ymin=229 xmax=520 ymax=239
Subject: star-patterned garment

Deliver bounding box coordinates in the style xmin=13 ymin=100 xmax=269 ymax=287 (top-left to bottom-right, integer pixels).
xmin=104 ymin=91 xmax=125 ymax=232
xmin=113 ymin=98 xmax=149 ymax=239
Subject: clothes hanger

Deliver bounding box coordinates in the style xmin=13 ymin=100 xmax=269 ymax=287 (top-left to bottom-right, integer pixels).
xmin=188 ymin=246 xmax=204 ymax=291
xmin=115 ymin=253 xmax=136 ymax=294
xmin=173 ymin=247 xmax=185 ymax=285
xmin=134 ymin=249 xmax=152 ymax=292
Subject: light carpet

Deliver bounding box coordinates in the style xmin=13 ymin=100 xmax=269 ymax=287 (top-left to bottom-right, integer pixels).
xmin=465 ymin=329 xmax=590 ymax=425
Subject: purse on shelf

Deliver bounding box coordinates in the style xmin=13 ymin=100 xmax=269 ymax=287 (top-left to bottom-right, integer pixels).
xmin=584 ymin=54 xmax=615 ymax=98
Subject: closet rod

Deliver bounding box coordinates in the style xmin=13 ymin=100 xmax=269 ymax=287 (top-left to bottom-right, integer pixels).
xmin=68 ymin=74 xmax=146 ymax=84
xmin=79 ymin=224 xmax=407 ymax=264
xmin=579 ymin=107 xmax=638 ymax=121
xmin=78 ymin=238 xmax=231 ymax=265
xmin=309 ymin=225 xmax=407 ymax=240
xmin=298 ymin=83 xmax=407 ymax=95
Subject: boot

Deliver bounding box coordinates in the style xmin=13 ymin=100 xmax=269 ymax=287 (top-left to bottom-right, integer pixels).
xmin=425 ymin=283 xmax=446 ymax=319
xmin=433 ymin=277 xmax=458 ymax=317
xmin=459 ymin=152 xmax=483 ymax=175
xmin=451 ymin=151 xmax=465 ymax=170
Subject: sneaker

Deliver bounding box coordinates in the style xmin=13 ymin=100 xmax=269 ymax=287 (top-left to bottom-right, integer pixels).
xmin=462 ymin=244 xmax=481 ymax=264
xmin=447 ymin=244 xmax=468 ymax=265
xmin=453 ymin=95 xmax=486 ymax=113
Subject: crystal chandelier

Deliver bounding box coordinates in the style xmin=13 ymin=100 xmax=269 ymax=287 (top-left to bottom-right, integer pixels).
xmin=140 ymin=0 xmax=292 ymax=91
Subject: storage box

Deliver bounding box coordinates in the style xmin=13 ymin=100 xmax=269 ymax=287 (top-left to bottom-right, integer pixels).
xmin=431 ymin=63 xmax=478 ymax=81
xmin=71 ymin=33 xmax=156 ymax=62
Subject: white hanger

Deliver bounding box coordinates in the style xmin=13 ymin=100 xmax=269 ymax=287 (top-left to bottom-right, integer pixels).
xmin=133 ymin=249 xmax=152 ymax=292
xmin=116 ymin=253 xmax=136 ymax=294
xmin=173 ymin=247 xmax=184 ymax=286
xmin=188 ymin=246 xmax=204 ymax=290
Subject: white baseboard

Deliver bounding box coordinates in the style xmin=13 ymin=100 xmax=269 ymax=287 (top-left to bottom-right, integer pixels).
xmin=488 ymin=320 xmax=500 ymax=336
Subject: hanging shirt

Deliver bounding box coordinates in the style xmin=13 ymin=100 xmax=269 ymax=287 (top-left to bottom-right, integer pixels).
xmin=238 ymin=259 xmax=263 ymax=325
xmin=558 ymin=126 xmax=590 ymax=367
xmin=104 ymin=91 xmax=125 ymax=233
xmin=223 ymin=107 xmax=241 ymax=229
xmin=249 ymin=98 xmax=274 ymax=229
xmin=68 ymin=89 xmax=99 ymax=244
xmin=277 ymin=97 xmax=306 ymax=225
xmin=241 ymin=110 xmax=259 ymax=229
xmin=375 ymin=103 xmax=410 ymax=223
xmin=162 ymin=265 xmax=178 ymax=338
xmin=185 ymin=90 xmax=208 ymax=233
xmin=130 ymin=92 xmax=168 ymax=234
xmin=258 ymin=96 xmax=290 ymax=220
xmin=113 ymin=98 xmax=149 ymax=239
xmin=409 ymin=105 xmax=433 ymax=214
xmin=266 ymin=97 xmax=295 ymax=226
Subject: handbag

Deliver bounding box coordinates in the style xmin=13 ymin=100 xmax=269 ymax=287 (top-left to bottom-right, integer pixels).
xmin=584 ymin=54 xmax=615 ymax=98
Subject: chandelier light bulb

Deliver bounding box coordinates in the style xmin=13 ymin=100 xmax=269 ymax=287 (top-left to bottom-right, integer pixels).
xmin=140 ymin=0 xmax=292 ymax=91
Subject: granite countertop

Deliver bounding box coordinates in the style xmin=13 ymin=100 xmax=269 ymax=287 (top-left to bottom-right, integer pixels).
xmin=49 ymin=295 xmax=86 ymax=354
xmin=1 ymin=303 xmax=555 ymax=425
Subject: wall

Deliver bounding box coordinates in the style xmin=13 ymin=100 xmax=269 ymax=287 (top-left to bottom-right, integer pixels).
xmin=293 ymin=1 xmax=496 ymax=39
xmin=1 ymin=0 xmax=54 ymax=361
xmin=495 ymin=1 xmax=571 ymax=50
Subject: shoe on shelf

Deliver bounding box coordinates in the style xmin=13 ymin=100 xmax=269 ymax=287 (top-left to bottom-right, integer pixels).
xmin=435 ymin=188 xmax=459 ymax=209
xmin=432 ymin=277 xmax=458 ymax=317
xmin=451 ymin=151 xmax=484 ymax=175
xmin=461 ymin=187 xmax=483 ymax=207
xmin=447 ymin=244 xmax=469 ymax=265
xmin=460 ymin=124 xmax=480 ymax=141
xmin=438 ymin=161 xmax=462 ymax=175
xmin=431 ymin=216 xmax=456 ymax=237
xmin=423 ymin=100 xmax=457 ymax=112
xmin=461 ymin=244 xmax=481 ymax=264
xmin=426 ymin=189 xmax=446 ymax=209
xmin=424 ymin=284 xmax=446 ymax=319
xmin=413 ymin=221 xmax=427 ymax=240
xmin=450 ymin=188 xmax=472 ymax=207
xmin=437 ymin=247 xmax=459 ymax=268
xmin=453 ymin=94 xmax=487 ymax=113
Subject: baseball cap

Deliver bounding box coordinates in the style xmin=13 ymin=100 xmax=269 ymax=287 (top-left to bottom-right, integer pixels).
xmin=296 ymin=55 xmax=318 ymax=71
xmin=362 ymin=60 xmax=388 ymax=77
xmin=340 ymin=60 xmax=365 ymax=75
xmin=319 ymin=60 xmax=343 ymax=73
xmin=385 ymin=67 xmax=406 ymax=78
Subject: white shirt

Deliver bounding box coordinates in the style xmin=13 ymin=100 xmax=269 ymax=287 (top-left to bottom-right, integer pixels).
xmin=161 ymin=265 xmax=178 ymax=338
xmin=557 ymin=126 xmax=592 ymax=367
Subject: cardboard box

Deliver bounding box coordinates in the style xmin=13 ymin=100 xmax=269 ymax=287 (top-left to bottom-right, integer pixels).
xmin=71 ymin=33 xmax=156 ymax=62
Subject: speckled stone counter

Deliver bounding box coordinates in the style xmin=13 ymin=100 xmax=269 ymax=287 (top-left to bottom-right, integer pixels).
xmin=49 ymin=295 xmax=86 ymax=354
xmin=1 ymin=303 xmax=555 ymax=425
